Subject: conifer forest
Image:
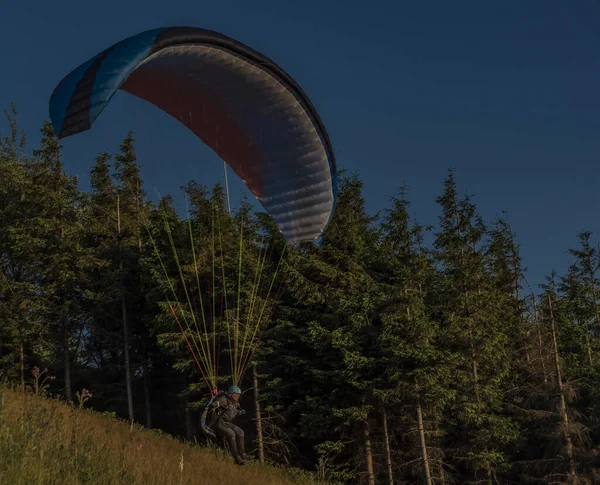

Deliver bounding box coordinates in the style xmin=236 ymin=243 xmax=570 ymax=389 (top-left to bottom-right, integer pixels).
xmin=1 ymin=105 xmax=599 ymax=484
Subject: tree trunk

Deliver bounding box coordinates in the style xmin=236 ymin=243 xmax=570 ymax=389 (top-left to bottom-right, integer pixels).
xmin=382 ymin=407 xmax=394 ymax=485
xmin=142 ymin=342 xmax=152 ymax=429
xmin=530 ymin=291 xmax=549 ymax=385
xmin=62 ymin=311 xmax=72 ymax=402
xmin=467 ymin=317 xmax=481 ymax=401
xmin=467 ymin=291 xmax=493 ymax=484
xmin=548 ymin=295 xmax=578 ymax=485
xmin=19 ymin=341 xmax=24 ymax=393
xmin=252 ymin=364 xmax=265 ymax=464
xmin=537 ymin=324 xmax=548 ymax=385
xmin=472 ymin=352 xmax=493 ymax=485
xmin=584 ymin=333 xmax=593 ymax=367
xmin=586 ymin=254 xmax=599 ymax=367
xmin=436 ymin=425 xmax=446 ymax=485
xmin=121 ymin=286 xmax=134 ymax=422
xmin=409 ymin=291 xmax=435 ymax=485
xmin=470 ymin=321 xmax=494 ymax=483
xmin=185 ymin=396 xmax=194 ymax=441
xmin=57 ymin=154 xmax=72 ymax=403
xmin=471 ymin=349 xmax=480 ymax=399
xmin=118 ymin=196 xmax=134 ymax=423
xmin=416 ymin=395 xmax=433 ymax=485
xmin=363 ymin=418 xmax=375 ymax=485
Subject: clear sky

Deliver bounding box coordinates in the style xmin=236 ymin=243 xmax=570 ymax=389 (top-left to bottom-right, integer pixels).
xmin=1 ymin=0 xmax=599 ymax=288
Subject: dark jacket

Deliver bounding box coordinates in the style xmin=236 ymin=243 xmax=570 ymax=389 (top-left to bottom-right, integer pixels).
xmin=214 ymin=393 xmax=242 ymax=423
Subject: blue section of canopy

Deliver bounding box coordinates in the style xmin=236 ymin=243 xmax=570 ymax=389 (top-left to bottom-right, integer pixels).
xmin=87 ymin=29 xmax=163 ymax=130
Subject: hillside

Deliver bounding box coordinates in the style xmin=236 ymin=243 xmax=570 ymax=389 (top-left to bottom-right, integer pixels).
xmin=0 ymin=386 xmax=317 ymax=485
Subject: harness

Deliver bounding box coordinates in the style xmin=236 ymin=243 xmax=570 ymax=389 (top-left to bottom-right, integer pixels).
xmin=200 ymin=390 xmax=226 ymax=439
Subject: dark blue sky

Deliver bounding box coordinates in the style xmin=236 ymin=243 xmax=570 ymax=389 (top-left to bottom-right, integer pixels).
xmin=1 ymin=1 xmax=599 ymax=287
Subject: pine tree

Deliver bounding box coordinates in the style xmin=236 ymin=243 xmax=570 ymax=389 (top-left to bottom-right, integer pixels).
xmin=487 ymin=214 xmax=527 ymax=354
xmin=112 ymin=131 xmax=151 ymax=423
xmin=143 ymin=193 xmax=193 ymax=430
xmin=560 ymin=232 xmax=600 ymax=369
xmin=0 ymin=105 xmax=45 ymax=389
xmin=377 ymin=186 xmax=450 ymax=484
xmin=536 ymin=273 xmax=582 ymax=484
xmin=14 ymin=121 xmax=92 ymax=401
xmin=82 ymin=152 xmax=126 ymax=414
xmin=558 ymin=233 xmax=600 ymax=479
xmin=282 ymin=172 xmax=382 ymax=483
xmin=433 ymin=169 xmax=518 ymax=483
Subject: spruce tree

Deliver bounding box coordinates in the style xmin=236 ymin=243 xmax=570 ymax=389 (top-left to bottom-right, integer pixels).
xmin=560 ymin=232 xmax=600 ymax=370
xmin=433 ymin=169 xmax=518 ymax=483
xmin=533 ymin=273 xmax=583 ymax=484
xmin=377 ymin=186 xmax=450 ymax=484
xmin=0 ymin=105 xmax=45 ymax=389
xmin=282 ymin=172 xmax=382 ymax=483
xmin=15 ymin=121 xmax=91 ymax=401
xmin=112 ymin=131 xmax=151 ymax=423
xmin=83 ymin=152 xmax=126 ymax=414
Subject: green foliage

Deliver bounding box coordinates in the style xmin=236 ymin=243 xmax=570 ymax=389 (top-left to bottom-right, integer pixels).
xmin=2 ymin=109 xmax=600 ymax=484
xmin=432 ymin=169 xmax=520 ymax=482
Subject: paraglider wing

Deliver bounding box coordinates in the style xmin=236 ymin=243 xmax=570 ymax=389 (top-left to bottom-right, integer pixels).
xmin=49 ymin=27 xmax=337 ymax=243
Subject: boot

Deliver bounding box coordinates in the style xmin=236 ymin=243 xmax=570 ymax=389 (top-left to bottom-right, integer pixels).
xmin=236 ymin=434 xmax=252 ymax=460
xmin=234 ymin=455 xmax=246 ymax=466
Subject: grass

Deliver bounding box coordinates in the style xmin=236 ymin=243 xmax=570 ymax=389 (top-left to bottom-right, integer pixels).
xmin=0 ymin=386 xmax=319 ymax=485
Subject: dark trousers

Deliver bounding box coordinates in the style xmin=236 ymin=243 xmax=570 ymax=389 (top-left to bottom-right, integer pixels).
xmin=216 ymin=422 xmax=245 ymax=457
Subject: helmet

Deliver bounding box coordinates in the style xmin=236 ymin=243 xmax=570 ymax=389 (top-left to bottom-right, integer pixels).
xmin=228 ymin=385 xmax=242 ymax=395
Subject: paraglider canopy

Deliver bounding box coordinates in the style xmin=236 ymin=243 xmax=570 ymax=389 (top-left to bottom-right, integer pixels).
xmin=49 ymin=26 xmax=338 ymax=243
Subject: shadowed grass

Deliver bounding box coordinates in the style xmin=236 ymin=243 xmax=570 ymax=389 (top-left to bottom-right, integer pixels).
xmin=0 ymin=386 xmax=319 ymax=484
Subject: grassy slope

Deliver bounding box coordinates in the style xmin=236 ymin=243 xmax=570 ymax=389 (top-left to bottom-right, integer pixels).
xmin=0 ymin=387 xmax=316 ymax=485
